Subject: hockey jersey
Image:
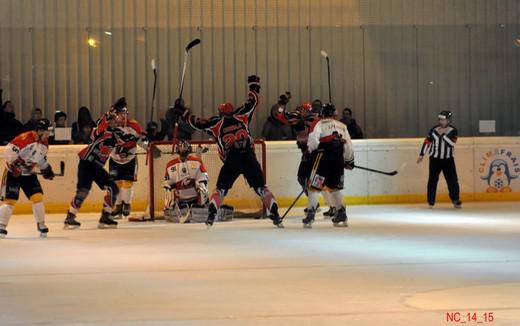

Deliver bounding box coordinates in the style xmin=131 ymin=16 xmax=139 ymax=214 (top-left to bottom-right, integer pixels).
xmin=164 ymin=155 xmax=209 ymax=201
xmin=78 ymin=112 xmax=124 ymax=167
xmin=307 ymin=118 xmax=354 ymax=162
xmin=4 ymin=131 xmax=49 ymax=176
xmin=186 ymin=90 xmax=259 ymax=161
xmin=110 ymin=119 xmax=147 ymax=164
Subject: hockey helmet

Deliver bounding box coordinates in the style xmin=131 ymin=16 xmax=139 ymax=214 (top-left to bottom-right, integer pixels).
xmin=301 ymin=102 xmax=312 ymax=112
xmin=438 ymin=110 xmax=452 ymax=120
xmin=218 ymin=102 xmax=234 ymax=116
xmin=35 ymin=119 xmax=51 ymax=131
xmin=176 ymin=140 xmax=192 ymax=161
xmin=112 ymin=97 xmax=128 ymax=113
xmin=321 ymin=103 xmax=336 ymax=117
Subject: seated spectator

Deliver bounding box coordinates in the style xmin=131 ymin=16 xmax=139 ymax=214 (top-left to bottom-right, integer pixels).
xmin=49 ymin=110 xmax=70 ymax=144
xmin=0 ymin=101 xmax=24 ymax=145
xmin=340 ymin=107 xmax=364 ymax=139
xmin=262 ymin=105 xmax=294 ymax=141
xmin=72 ymin=106 xmax=95 ymax=144
xmin=146 ymin=121 xmax=165 ymax=141
xmin=24 ymin=108 xmax=48 ymax=132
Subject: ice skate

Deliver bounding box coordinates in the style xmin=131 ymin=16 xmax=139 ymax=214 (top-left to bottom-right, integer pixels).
xmin=122 ymin=202 xmax=131 ymax=217
xmin=111 ymin=204 xmax=123 ymax=219
xmin=302 ymin=208 xmax=315 ymax=229
xmin=64 ymin=212 xmax=81 ymax=229
xmin=37 ymin=223 xmax=49 ymax=238
xmin=206 ymin=213 xmax=216 ymax=229
xmin=0 ymin=228 xmax=7 ymax=239
xmin=332 ymin=207 xmax=348 ymax=227
xmin=98 ymin=212 xmax=118 ymax=229
xmin=269 ymin=214 xmax=284 ymax=228
xmin=323 ymin=206 xmax=336 ymax=219
xmin=453 ymin=200 xmax=462 ymax=209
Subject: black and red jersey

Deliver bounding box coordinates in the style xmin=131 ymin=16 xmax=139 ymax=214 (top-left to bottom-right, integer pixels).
xmin=186 ymin=90 xmax=259 ymax=161
xmin=78 ymin=113 xmax=124 ymax=167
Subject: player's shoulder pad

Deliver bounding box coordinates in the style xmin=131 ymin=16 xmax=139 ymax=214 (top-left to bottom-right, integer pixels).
xmin=187 ymin=154 xmax=203 ymax=163
xmin=127 ymin=119 xmax=144 ymax=133
xmin=165 ymin=157 xmax=181 ymax=168
xmin=10 ymin=131 xmax=38 ymax=148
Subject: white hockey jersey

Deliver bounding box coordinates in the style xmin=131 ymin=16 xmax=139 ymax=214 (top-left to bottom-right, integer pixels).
xmin=307 ymin=118 xmax=354 ymax=162
xmin=164 ymin=155 xmax=209 ymax=201
xmin=110 ymin=119 xmax=147 ymax=164
xmin=4 ymin=131 xmax=50 ymax=176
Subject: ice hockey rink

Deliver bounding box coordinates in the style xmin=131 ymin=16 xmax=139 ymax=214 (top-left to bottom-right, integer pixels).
xmin=1 ymin=202 xmax=519 ymax=326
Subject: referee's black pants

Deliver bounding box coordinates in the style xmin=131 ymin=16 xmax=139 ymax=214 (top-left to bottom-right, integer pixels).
xmin=427 ymin=157 xmax=460 ymax=205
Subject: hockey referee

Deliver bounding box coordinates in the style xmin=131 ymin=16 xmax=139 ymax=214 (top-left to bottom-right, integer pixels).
xmin=416 ymin=110 xmax=462 ymax=209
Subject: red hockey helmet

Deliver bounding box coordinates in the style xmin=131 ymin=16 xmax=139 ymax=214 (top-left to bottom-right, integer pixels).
xmin=218 ymin=102 xmax=234 ymax=115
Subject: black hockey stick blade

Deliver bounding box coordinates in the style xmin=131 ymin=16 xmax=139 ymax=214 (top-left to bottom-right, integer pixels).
xmin=353 ymin=165 xmax=398 ymax=176
xmin=185 ymin=38 xmax=201 ymax=52
xmin=58 ymin=161 xmax=65 ymax=176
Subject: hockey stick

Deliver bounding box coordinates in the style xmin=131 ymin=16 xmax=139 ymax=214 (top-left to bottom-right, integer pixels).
xmin=37 ymin=161 xmax=65 ymax=177
xmin=149 ymin=59 xmax=157 ymax=123
xmin=281 ymin=188 xmax=305 ymax=219
xmin=352 ymin=165 xmax=398 ymax=176
xmin=320 ymin=50 xmax=332 ymax=103
xmin=172 ymin=38 xmax=201 ymax=154
xmin=179 ymin=38 xmax=201 ymax=99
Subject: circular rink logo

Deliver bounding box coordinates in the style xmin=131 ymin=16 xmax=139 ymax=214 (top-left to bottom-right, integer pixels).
xmin=479 ymin=148 xmax=520 ymax=193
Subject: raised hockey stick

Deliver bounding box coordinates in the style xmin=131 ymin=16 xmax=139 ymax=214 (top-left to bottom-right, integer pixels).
xmin=352 ymin=165 xmax=398 ymax=176
xmin=179 ymin=38 xmax=201 ymax=99
xmin=149 ymin=59 xmax=157 ymax=123
xmin=320 ymin=50 xmax=332 ymax=103
xmin=37 ymin=161 xmax=65 ymax=177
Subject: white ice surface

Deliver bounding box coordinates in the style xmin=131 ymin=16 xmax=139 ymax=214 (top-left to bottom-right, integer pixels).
xmin=1 ymin=202 xmax=519 ymax=326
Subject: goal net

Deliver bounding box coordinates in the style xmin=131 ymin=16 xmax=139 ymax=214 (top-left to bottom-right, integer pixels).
xmin=144 ymin=139 xmax=267 ymax=220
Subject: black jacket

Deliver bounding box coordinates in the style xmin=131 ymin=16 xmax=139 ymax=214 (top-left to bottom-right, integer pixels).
xmin=0 ymin=111 xmax=24 ymax=145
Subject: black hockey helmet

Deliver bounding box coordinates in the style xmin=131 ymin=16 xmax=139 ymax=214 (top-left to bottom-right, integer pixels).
xmin=321 ymin=103 xmax=336 ymax=117
xmin=35 ymin=119 xmax=51 ymax=131
xmin=112 ymin=97 xmax=128 ymax=113
xmin=438 ymin=110 xmax=452 ymax=120
xmin=176 ymin=140 xmax=192 ymax=161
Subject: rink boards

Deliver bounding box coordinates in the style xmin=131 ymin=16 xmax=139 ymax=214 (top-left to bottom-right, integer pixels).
xmin=1 ymin=137 xmax=519 ymax=213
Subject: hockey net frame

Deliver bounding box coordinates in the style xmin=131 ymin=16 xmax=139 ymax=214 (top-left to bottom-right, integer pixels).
xmin=146 ymin=139 xmax=267 ymax=221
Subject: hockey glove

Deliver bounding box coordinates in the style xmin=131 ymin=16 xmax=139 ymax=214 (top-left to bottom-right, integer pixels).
xmin=42 ymin=165 xmax=55 ymax=180
xmin=247 ymin=75 xmax=261 ymax=93
xmin=9 ymin=162 xmax=22 ymax=177
xmin=344 ymin=159 xmax=355 ymax=170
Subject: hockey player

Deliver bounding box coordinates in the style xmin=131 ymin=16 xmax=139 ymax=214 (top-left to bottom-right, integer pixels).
xmin=303 ymin=103 xmax=354 ymax=228
xmin=0 ymin=120 xmax=55 ymax=238
xmin=64 ymin=97 xmax=127 ymax=229
xmin=163 ymin=140 xmax=209 ymax=222
xmin=417 ymin=110 xmax=462 ymax=209
xmin=109 ymin=114 xmax=147 ymax=219
xmin=175 ymin=75 xmax=284 ymax=228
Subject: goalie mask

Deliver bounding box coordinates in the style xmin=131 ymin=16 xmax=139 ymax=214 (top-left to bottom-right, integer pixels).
xmin=176 ymin=140 xmax=192 ymax=161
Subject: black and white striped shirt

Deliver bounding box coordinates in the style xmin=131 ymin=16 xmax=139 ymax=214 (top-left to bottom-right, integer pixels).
xmin=420 ymin=125 xmax=458 ymax=159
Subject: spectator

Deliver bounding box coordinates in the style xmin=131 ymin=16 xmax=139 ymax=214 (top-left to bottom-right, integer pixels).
xmin=71 ymin=106 xmax=95 ymax=144
xmin=340 ymin=107 xmax=364 ymax=139
xmin=146 ymin=121 xmax=165 ymax=141
xmin=311 ymin=99 xmax=323 ymax=115
xmin=0 ymin=101 xmax=24 ymax=145
xmin=262 ymin=105 xmax=294 ymax=141
xmin=164 ymin=100 xmax=195 ymax=141
xmin=49 ymin=110 xmax=70 ymax=144
xmin=24 ymin=108 xmax=46 ymax=132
